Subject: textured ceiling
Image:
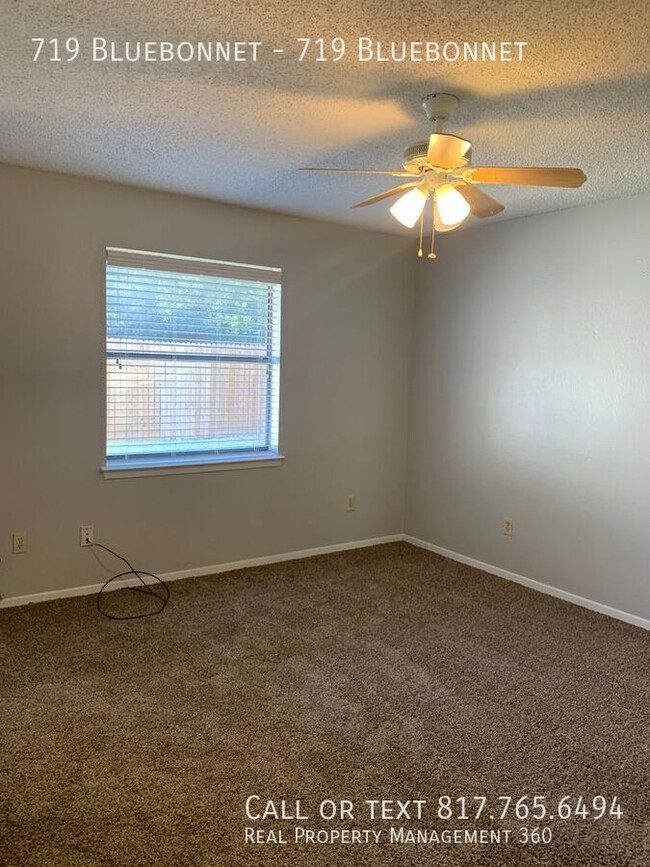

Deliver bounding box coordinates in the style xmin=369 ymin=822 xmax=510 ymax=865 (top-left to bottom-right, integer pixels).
xmin=1 ymin=1 xmax=648 ymax=233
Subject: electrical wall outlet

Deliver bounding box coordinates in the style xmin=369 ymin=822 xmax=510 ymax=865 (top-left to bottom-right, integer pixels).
xmin=12 ymin=533 xmax=27 ymax=554
xmin=503 ymin=517 xmax=514 ymax=537
xmin=80 ymin=525 xmax=94 ymax=546
xmin=346 ymin=495 xmax=357 ymax=512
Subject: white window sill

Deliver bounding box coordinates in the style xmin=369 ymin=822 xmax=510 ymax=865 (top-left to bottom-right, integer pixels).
xmin=101 ymin=454 xmax=284 ymax=479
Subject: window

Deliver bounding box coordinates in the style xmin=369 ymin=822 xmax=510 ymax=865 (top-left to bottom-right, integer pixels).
xmin=104 ymin=248 xmax=281 ymax=475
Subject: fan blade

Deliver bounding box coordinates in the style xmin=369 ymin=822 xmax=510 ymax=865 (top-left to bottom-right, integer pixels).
xmin=299 ymin=167 xmax=417 ymax=177
xmin=427 ymin=134 xmax=472 ymax=170
xmin=455 ymin=182 xmax=504 ymax=218
xmin=350 ymin=182 xmax=421 ymax=209
xmin=465 ymin=167 xmax=586 ymax=188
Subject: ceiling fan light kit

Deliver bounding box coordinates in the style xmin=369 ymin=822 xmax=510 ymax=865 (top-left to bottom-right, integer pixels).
xmin=300 ymin=92 xmax=587 ymax=260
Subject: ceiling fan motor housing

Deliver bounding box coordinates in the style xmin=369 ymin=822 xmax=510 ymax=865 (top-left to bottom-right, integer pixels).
xmin=403 ymin=141 xmax=431 ymax=174
xmin=402 ymin=140 xmax=473 ymax=174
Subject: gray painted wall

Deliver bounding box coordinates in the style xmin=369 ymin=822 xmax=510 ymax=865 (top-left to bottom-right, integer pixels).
xmin=0 ymin=164 xmax=413 ymax=597
xmin=2 ymin=162 xmax=648 ymax=619
xmin=406 ymin=194 xmax=650 ymax=618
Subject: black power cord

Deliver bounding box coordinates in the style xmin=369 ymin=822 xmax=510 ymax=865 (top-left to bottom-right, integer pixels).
xmin=91 ymin=541 xmax=170 ymax=620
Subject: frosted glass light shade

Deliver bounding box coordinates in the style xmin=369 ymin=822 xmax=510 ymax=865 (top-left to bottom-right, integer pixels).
xmin=390 ymin=187 xmax=428 ymax=228
xmin=433 ymin=200 xmax=462 ymax=232
xmin=436 ymin=184 xmax=470 ymax=226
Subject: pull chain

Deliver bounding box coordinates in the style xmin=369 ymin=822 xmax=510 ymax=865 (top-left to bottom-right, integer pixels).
xmin=418 ymin=207 xmax=424 ymax=257
xmin=428 ymin=194 xmax=437 ymax=259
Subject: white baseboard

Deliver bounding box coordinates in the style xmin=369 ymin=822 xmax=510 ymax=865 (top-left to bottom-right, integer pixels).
xmin=0 ymin=535 xmax=403 ymax=609
xmin=2 ymin=533 xmax=647 ymax=631
xmin=403 ymin=535 xmax=649 ymax=631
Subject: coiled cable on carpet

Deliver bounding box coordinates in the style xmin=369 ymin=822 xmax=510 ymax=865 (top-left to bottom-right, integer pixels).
xmin=91 ymin=541 xmax=170 ymax=620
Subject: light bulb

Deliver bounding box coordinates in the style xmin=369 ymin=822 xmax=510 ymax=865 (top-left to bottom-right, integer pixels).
xmin=435 ymin=184 xmax=470 ymax=226
xmin=390 ymin=187 xmax=428 ymax=228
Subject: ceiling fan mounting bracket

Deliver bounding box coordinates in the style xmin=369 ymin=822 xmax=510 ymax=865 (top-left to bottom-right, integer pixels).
xmin=421 ymin=92 xmax=459 ymax=129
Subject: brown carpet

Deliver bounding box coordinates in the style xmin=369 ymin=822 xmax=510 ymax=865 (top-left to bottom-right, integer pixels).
xmin=0 ymin=542 xmax=648 ymax=866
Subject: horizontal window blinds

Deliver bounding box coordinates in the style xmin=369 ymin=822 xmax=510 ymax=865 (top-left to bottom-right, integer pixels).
xmin=107 ymin=247 xmax=281 ymax=284
xmin=105 ymin=248 xmax=281 ymax=466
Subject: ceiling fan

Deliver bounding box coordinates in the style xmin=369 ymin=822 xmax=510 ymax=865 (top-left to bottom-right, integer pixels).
xmin=300 ymin=93 xmax=587 ymax=259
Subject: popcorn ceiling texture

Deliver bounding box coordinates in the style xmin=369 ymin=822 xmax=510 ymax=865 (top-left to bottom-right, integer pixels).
xmin=0 ymin=543 xmax=648 ymax=865
xmin=0 ymin=0 xmax=648 ymax=232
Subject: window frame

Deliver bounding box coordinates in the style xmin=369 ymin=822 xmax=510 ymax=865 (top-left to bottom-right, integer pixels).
xmin=102 ymin=247 xmax=283 ymax=479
